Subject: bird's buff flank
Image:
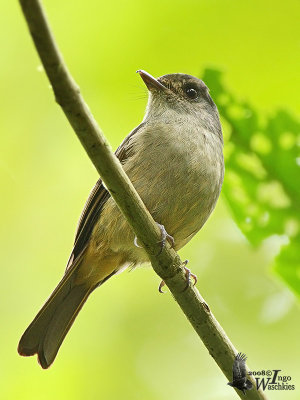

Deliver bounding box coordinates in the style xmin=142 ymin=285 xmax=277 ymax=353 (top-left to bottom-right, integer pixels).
xmin=18 ymin=70 xmax=224 ymax=369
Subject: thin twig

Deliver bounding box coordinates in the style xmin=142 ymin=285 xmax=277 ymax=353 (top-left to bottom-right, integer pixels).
xmin=18 ymin=1 xmax=267 ymax=398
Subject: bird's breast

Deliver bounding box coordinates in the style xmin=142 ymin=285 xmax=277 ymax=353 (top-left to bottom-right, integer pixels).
xmin=125 ymin=122 xmax=224 ymax=249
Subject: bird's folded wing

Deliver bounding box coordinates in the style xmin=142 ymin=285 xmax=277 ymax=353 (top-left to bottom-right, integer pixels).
xmin=65 ymin=122 xmax=145 ymax=270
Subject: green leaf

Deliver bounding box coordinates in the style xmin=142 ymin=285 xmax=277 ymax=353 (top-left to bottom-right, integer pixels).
xmin=203 ymin=68 xmax=300 ymax=296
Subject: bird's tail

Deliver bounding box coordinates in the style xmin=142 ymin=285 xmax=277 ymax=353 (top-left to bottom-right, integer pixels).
xmin=18 ymin=257 xmax=113 ymax=369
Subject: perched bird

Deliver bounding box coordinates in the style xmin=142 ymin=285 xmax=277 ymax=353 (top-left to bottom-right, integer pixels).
xmin=228 ymin=353 xmax=253 ymax=395
xmin=18 ymin=70 xmax=224 ymax=368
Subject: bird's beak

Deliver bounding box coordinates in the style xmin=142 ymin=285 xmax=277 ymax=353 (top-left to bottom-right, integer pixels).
xmin=137 ymin=70 xmax=166 ymax=91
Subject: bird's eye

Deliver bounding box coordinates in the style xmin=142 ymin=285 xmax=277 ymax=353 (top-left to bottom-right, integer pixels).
xmin=185 ymin=87 xmax=198 ymax=100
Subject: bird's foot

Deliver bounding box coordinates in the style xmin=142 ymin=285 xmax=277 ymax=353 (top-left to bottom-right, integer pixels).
xmin=156 ymin=223 xmax=175 ymax=254
xmin=182 ymin=260 xmax=197 ymax=291
xmin=133 ymin=223 xmax=175 ymax=254
xmin=158 ymin=260 xmax=197 ymax=294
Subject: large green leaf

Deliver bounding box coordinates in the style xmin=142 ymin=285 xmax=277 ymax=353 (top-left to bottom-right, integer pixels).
xmin=203 ymin=68 xmax=300 ymax=296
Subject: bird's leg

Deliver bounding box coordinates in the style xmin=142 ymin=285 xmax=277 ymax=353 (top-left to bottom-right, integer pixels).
xmin=156 ymin=223 xmax=175 ymax=293
xmin=133 ymin=223 xmax=175 ymax=252
xmin=158 ymin=260 xmax=197 ymax=294
xmin=181 ymin=260 xmax=198 ymax=291
xmin=134 ymin=222 xmax=185 ymax=294
xmin=156 ymin=223 xmax=175 ymax=254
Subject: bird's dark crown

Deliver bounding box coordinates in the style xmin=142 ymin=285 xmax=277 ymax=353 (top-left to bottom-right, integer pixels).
xmin=157 ymin=73 xmax=213 ymax=105
xmin=158 ymin=73 xmax=207 ymax=90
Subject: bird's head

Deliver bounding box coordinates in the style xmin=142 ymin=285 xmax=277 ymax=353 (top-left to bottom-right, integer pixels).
xmin=137 ymin=70 xmax=222 ymax=140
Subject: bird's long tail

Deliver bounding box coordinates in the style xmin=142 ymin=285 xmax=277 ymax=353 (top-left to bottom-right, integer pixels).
xmin=18 ymin=256 xmax=114 ymax=369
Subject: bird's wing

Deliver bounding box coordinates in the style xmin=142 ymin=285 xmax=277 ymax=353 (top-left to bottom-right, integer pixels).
xmin=65 ymin=122 xmax=145 ymax=270
xmin=232 ymin=353 xmax=247 ymax=381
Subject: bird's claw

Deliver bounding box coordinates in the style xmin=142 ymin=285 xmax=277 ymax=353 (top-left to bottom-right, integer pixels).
xmin=158 ymin=260 xmax=197 ymax=294
xmin=133 ymin=223 xmax=174 ymax=253
xmin=158 ymin=280 xmax=166 ymax=293
xmin=156 ymin=223 xmax=175 ymax=254
xmin=133 ymin=235 xmax=142 ymax=248
xmin=182 ymin=260 xmax=197 ymax=291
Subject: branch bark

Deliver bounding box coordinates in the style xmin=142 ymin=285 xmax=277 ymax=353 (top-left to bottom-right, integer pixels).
xmin=19 ymin=1 xmax=267 ymax=399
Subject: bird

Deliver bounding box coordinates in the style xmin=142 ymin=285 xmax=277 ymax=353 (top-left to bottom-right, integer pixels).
xmin=228 ymin=353 xmax=253 ymax=395
xmin=18 ymin=70 xmax=224 ymax=368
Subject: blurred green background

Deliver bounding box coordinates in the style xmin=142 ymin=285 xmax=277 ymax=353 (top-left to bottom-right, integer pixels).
xmin=1 ymin=0 xmax=299 ymax=399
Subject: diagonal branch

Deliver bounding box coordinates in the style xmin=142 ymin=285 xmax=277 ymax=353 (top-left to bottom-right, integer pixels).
xmin=18 ymin=1 xmax=267 ymax=398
